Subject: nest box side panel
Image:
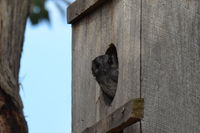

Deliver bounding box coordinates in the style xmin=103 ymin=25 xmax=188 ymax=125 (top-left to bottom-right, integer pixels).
xmin=141 ymin=0 xmax=200 ymax=132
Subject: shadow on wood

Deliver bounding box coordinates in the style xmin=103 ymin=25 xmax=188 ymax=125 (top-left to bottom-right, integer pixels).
xmin=82 ymin=98 xmax=144 ymax=133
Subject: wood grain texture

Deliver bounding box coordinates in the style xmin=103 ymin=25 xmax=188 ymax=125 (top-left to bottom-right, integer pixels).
xmin=82 ymin=98 xmax=144 ymax=133
xmin=71 ymin=0 xmax=141 ymax=132
xmin=71 ymin=0 xmax=200 ymax=132
xmin=141 ymin=0 xmax=200 ymax=132
xmin=67 ymin=0 xmax=110 ymax=24
xmin=0 ymin=0 xmax=30 ymax=132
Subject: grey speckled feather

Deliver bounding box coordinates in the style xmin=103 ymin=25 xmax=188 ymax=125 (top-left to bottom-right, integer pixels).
xmin=92 ymin=45 xmax=118 ymax=99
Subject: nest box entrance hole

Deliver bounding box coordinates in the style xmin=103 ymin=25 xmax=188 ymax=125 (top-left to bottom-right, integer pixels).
xmin=92 ymin=44 xmax=119 ymax=105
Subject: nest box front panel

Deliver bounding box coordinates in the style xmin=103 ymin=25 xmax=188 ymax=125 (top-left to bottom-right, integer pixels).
xmin=71 ymin=0 xmax=141 ymax=132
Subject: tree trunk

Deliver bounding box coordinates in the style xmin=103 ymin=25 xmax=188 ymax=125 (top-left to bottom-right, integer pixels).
xmin=0 ymin=0 xmax=30 ymax=132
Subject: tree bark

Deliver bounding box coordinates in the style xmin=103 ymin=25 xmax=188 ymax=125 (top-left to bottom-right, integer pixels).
xmin=0 ymin=0 xmax=30 ymax=132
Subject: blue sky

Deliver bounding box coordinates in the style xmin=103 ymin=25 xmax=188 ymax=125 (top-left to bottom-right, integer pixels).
xmin=19 ymin=1 xmax=73 ymax=133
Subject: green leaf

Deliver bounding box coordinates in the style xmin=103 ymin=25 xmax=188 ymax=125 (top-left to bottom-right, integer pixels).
xmin=29 ymin=0 xmax=50 ymax=25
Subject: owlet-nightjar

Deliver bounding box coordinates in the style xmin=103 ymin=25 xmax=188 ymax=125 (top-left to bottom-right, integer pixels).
xmin=92 ymin=44 xmax=118 ymax=99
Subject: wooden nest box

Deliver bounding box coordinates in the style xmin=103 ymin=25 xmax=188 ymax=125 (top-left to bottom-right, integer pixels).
xmin=67 ymin=0 xmax=200 ymax=133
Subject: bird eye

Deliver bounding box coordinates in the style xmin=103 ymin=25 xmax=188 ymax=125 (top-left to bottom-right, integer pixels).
xmin=96 ymin=63 xmax=100 ymax=69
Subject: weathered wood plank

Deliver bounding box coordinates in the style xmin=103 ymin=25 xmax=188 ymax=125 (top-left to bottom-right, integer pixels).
xmin=67 ymin=0 xmax=111 ymax=24
xmin=97 ymin=0 xmax=141 ymax=132
xmin=141 ymin=0 xmax=200 ymax=133
xmin=82 ymin=98 xmax=144 ymax=133
xmin=72 ymin=9 xmax=102 ymax=132
xmin=71 ymin=0 xmax=141 ymax=132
